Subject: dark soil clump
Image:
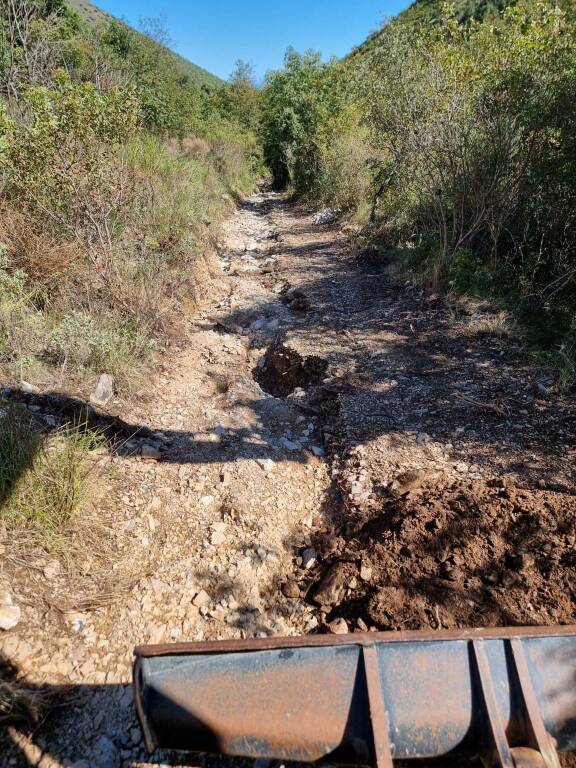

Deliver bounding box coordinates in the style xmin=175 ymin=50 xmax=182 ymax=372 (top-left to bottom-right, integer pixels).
xmin=254 ymin=341 xmax=327 ymax=397
xmin=311 ymin=477 xmax=576 ymax=630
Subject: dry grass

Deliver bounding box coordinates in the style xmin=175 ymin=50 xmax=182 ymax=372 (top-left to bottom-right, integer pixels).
xmin=445 ymin=295 xmax=512 ymax=338
xmin=0 ymin=403 xmax=165 ymax=614
xmin=465 ymin=309 xmax=511 ymax=338
xmin=0 ymin=206 xmax=81 ymax=284
xmin=0 ymin=655 xmax=59 ymax=729
xmin=179 ymin=135 xmax=211 ymax=157
xmin=0 ymin=404 xmax=101 ymax=552
xmin=0 ymin=129 xmax=257 ymax=395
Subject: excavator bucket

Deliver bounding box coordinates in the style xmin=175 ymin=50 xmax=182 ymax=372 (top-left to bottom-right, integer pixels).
xmin=133 ymin=626 xmax=576 ymax=767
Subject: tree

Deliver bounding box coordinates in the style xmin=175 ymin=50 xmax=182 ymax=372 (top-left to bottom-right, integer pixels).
xmin=223 ymin=59 xmax=259 ymax=131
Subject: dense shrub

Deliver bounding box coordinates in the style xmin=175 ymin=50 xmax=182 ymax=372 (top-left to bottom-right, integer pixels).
xmin=1 ymin=74 xmax=140 ymax=242
xmin=360 ymin=2 xmax=576 ymax=354
xmin=363 ymin=3 xmax=576 ymax=264
xmin=259 ymin=49 xmax=351 ymax=192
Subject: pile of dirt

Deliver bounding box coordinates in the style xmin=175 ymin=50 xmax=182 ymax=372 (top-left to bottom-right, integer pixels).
xmin=309 ymin=477 xmax=576 ymax=630
xmin=254 ymin=341 xmax=327 ymax=397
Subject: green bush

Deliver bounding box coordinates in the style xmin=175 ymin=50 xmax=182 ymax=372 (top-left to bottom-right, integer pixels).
xmin=49 ymin=311 xmax=155 ymax=387
xmin=0 ymin=3 xmax=261 ymax=394
xmin=260 ymin=49 xmax=350 ymax=192
xmin=357 ymin=2 xmax=576 ymax=360
xmin=0 ymin=74 xmax=141 ymax=241
xmin=259 ymin=1 xmax=576 ymax=376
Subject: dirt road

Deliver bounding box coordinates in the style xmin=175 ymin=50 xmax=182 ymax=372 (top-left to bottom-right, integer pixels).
xmin=2 ymin=190 xmax=575 ymax=766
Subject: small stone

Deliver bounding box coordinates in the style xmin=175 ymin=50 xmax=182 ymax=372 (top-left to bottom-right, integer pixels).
xmin=0 ymin=590 xmax=13 ymax=606
xmin=313 ymin=564 xmax=347 ymax=606
xmin=501 ymin=570 xmax=520 ymax=588
xmin=200 ymin=495 xmax=215 ymax=506
xmin=302 ymin=547 xmax=317 ymax=570
xmin=92 ymin=735 xmax=120 ymax=768
xmin=310 ymin=446 xmax=325 ymax=457
xmin=356 ymin=617 xmax=368 ymax=631
xmin=257 ymin=458 xmax=275 ymax=472
xmin=390 ymin=469 xmax=424 ymax=496
xmin=360 ymin=562 xmax=373 ymax=582
xmin=90 ymin=374 xmax=113 ymax=407
xmin=170 ymin=627 xmax=181 ymax=639
xmin=43 ymin=560 xmax=61 ymax=580
xmin=214 ymin=606 xmax=230 ymax=622
xmin=66 ymin=612 xmax=87 ymax=632
xmin=280 ymin=437 xmax=301 ymax=451
xmin=516 ymin=553 xmax=535 ymax=572
xmin=147 ymin=624 xmax=164 ymax=644
xmin=282 ymin=580 xmax=300 ymax=599
xmin=0 ymin=605 xmax=20 ymax=630
xmin=328 ymin=617 xmax=349 ymax=634
xmin=211 ymin=531 xmax=226 ymax=546
xmin=193 ymin=589 xmax=211 ymax=607
xmin=79 ymin=658 xmax=95 ymax=677
xmin=141 ymin=444 xmax=161 ymax=461
xmin=20 ymin=380 xmax=40 ymax=394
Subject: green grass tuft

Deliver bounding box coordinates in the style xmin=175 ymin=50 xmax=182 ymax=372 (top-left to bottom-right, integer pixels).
xmin=0 ymin=405 xmax=100 ymax=549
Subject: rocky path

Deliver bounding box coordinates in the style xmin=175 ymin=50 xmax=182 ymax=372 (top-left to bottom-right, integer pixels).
xmin=1 ymin=190 xmax=575 ymax=767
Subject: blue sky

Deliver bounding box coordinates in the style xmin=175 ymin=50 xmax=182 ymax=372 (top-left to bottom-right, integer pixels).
xmin=94 ymin=1 xmax=411 ymax=82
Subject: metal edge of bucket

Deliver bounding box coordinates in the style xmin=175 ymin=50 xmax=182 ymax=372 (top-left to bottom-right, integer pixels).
xmin=134 ymin=624 xmax=576 ymax=659
xmin=133 ymin=656 xmax=158 ymax=753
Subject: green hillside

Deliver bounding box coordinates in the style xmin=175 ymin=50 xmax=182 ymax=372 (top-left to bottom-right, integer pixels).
xmin=349 ymin=0 xmax=513 ymax=59
xmin=0 ymin=0 xmax=259 ymax=403
xmin=350 ymin=0 xmax=574 ymax=59
xmin=67 ymin=0 xmax=223 ymax=88
xmin=260 ymin=0 xmax=576 ymax=369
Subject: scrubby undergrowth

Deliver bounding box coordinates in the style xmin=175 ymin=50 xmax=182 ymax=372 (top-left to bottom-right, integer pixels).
xmin=0 ymin=1 xmax=261 ymax=397
xmin=260 ymin=0 xmax=576 ymax=385
xmin=0 ymin=0 xmax=260 ymax=567
xmin=0 ymin=405 xmax=99 ymax=549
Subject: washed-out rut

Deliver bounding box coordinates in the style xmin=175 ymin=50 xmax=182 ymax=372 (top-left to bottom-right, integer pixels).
xmin=2 ymin=190 xmax=575 ymax=767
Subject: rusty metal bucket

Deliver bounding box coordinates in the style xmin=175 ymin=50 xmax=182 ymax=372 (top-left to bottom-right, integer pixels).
xmin=133 ymin=626 xmax=576 ymax=767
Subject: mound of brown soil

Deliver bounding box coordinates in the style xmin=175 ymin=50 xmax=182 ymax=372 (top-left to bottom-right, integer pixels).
xmin=313 ymin=477 xmax=576 ymax=630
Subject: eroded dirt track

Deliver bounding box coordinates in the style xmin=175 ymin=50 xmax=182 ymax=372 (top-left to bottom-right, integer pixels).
xmin=1 ymin=191 xmax=575 ymax=766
